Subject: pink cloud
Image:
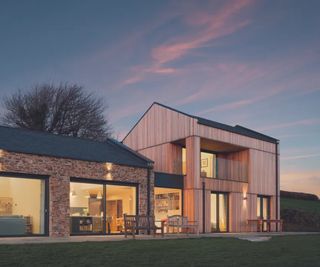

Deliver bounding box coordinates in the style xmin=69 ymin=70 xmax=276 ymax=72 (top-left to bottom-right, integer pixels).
xmin=282 ymin=153 xmax=320 ymax=161
xmin=258 ymin=118 xmax=320 ymax=131
xmin=151 ymin=0 xmax=252 ymax=65
xmin=120 ymin=0 xmax=254 ymax=87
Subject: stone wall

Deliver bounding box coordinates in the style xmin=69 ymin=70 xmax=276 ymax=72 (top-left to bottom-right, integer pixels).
xmin=0 ymin=151 xmax=153 ymax=237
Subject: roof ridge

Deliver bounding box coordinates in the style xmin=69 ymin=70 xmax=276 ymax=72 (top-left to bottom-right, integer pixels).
xmin=123 ymin=102 xmax=278 ymax=144
xmin=0 ymin=124 xmax=108 ymax=145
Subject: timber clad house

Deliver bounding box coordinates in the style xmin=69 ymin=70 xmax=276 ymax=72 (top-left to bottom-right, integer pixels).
xmin=0 ymin=102 xmax=279 ymax=237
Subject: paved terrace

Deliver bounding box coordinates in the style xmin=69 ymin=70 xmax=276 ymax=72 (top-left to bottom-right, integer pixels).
xmin=0 ymin=232 xmax=319 ymax=245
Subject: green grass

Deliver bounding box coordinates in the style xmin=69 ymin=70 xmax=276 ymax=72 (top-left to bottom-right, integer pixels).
xmin=0 ymin=235 xmax=319 ymax=267
xmin=281 ymin=197 xmax=320 ymax=213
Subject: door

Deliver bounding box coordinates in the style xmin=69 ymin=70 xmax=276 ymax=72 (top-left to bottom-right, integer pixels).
xmin=257 ymin=195 xmax=270 ymax=231
xmin=210 ymin=192 xmax=229 ymax=232
xmin=70 ymin=180 xmax=137 ymax=235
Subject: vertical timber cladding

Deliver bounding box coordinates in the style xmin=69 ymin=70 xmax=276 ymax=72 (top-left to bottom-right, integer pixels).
xmin=123 ymin=103 xmax=279 ymax=233
xmin=184 ymin=136 xmax=203 ymax=232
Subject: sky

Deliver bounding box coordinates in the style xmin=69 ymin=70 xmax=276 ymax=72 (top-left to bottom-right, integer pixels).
xmin=0 ymin=0 xmax=319 ymax=196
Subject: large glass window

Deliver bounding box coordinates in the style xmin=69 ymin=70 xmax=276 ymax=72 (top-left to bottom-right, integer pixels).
xmin=0 ymin=176 xmax=46 ymax=236
xmin=70 ymin=182 xmax=104 ymax=234
xmin=201 ymin=151 xmax=217 ymax=178
xmin=210 ymin=192 xmax=228 ymax=232
xmin=182 ymin=148 xmax=186 ymax=175
xmin=70 ymin=181 xmax=137 ymax=235
xmin=257 ymin=195 xmax=270 ymax=231
xmin=154 ymin=187 xmax=182 ymax=225
xmin=106 ymin=185 xmax=136 ymax=234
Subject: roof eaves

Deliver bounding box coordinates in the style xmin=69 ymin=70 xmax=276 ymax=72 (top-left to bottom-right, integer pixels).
xmin=108 ymin=138 xmax=154 ymax=165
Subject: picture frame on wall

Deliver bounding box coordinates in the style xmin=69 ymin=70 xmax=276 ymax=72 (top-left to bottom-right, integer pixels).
xmin=201 ymin=158 xmax=208 ymax=168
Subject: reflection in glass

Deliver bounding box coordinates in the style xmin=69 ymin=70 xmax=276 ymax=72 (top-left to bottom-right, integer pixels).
xmin=211 ymin=193 xmax=228 ymax=232
xmin=182 ymin=148 xmax=186 ymax=175
xmin=70 ymin=182 xmax=104 ymax=234
xmin=106 ymin=185 xmax=136 ymax=234
xmin=219 ymin=194 xmax=228 ymax=232
xmin=210 ymin=193 xmax=217 ymax=232
xmin=154 ymin=187 xmax=182 ymax=227
xmin=0 ymin=176 xmax=45 ymax=236
xmin=201 ymin=152 xmax=217 ymax=178
xmin=257 ymin=196 xmax=270 ymax=231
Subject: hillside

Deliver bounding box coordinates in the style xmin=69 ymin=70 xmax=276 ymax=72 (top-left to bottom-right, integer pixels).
xmin=280 ymin=192 xmax=320 ymax=232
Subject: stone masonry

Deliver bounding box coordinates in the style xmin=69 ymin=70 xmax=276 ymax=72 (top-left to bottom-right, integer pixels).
xmin=0 ymin=150 xmax=153 ymax=237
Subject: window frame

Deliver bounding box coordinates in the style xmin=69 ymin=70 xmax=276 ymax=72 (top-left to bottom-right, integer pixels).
xmin=70 ymin=177 xmax=139 ymax=236
xmin=0 ymin=172 xmax=49 ymax=237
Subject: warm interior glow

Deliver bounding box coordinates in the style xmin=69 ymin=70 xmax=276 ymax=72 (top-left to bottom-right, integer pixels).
xmin=70 ymin=182 xmax=136 ymax=234
xmin=154 ymin=187 xmax=182 ymax=226
xmin=210 ymin=193 xmax=228 ymax=232
xmin=106 ymin=163 xmax=113 ymax=171
xmin=0 ymin=176 xmax=46 ymax=236
xmin=182 ymin=148 xmax=186 ymax=175
xmin=200 ymin=151 xmax=217 ymax=178
xmin=105 ymin=173 xmax=112 ymax=180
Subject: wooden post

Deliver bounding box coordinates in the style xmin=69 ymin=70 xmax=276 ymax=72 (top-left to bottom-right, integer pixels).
xmin=184 ymin=136 xmax=202 ymax=232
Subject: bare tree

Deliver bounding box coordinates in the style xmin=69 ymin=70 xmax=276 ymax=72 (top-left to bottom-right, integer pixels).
xmin=1 ymin=83 xmax=112 ymax=141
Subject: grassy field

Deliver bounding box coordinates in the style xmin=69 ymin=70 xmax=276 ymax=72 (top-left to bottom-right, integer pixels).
xmin=0 ymin=235 xmax=319 ymax=267
xmin=281 ymin=197 xmax=320 ymax=214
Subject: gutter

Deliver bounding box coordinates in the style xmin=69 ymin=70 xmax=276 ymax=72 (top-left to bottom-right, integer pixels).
xmin=276 ymin=141 xmax=279 ymax=231
xmin=147 ymin=163 xmax=153 ymax=216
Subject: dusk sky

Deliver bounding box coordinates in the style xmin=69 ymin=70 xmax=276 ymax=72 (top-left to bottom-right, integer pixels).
xmin=0 ymin=0 xmax=319 ymax=196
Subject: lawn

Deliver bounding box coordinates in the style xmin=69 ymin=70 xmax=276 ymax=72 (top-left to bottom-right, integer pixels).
xmin=281 ymin=197 xmax=320 ymax=214
xmin=0 ymin=235 xmax=319 ymax=267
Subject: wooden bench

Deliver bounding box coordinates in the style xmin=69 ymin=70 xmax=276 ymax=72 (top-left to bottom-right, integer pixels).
xmin=164 ymin=215 xmax=199 ymax=235
xmin=247 ymin=219 xmax=283 ymax=232
xmin=124 ymin=214 xmax=164 ymax=238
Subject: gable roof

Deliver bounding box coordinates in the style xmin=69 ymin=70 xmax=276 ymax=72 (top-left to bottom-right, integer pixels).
xmin=0 ymin=126 xmax=153 ymax=168
xmin=124 ymin=102 xmax=278 ymax=144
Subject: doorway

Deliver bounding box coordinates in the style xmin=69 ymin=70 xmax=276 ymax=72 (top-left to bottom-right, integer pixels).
xmin=210 ymin=192 xmax=229 ymax=232
xmin=257 ymin=195 xmax=270 ymax=231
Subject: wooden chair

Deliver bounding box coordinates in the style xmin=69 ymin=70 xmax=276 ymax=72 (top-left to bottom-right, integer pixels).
xmin=164 ymin=215 xmax=199 ymax=235
xmin=124 ymin=214 xmax=164 ymax=238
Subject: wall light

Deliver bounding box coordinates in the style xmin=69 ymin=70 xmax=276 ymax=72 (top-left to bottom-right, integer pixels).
xmin=105 ymin=162 xmax=113 ymax=180
xmin=97 ymin=191 xmax=103 ymax=199
xmin=243 ymin=191 xmax=248 ymax=200
xmin=106 ymin=162 xmax=113 ymax=171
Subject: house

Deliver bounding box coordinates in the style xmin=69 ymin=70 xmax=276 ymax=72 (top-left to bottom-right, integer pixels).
xmin=0 ymin=102 xmax=279 ymax=237
xmin=123 ymin=102 xmax=280 ymax=233
xmin=0 ymin=126 xmax=153 ymax=237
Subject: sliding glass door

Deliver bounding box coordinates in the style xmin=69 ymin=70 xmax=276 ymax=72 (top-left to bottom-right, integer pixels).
xmin=70 ymin=182 xmax=104 ymax=234
xmin=257 ymin=195 xmax=270 ymax=231
xmin=106 ymin=185 xmax=136 ymax=234
xmin=70 ymin=180 xmax=138 ymax=235
xmin=210 ymin=192 xmax=228 ymax=232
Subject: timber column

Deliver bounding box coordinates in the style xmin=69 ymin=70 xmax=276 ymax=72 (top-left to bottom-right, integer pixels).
xmin=184 ymin=136 xmax=203 ymax=232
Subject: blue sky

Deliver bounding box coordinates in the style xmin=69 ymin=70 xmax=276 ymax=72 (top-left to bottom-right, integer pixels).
xmin=0 ymin=0 xmax=319 ymax=196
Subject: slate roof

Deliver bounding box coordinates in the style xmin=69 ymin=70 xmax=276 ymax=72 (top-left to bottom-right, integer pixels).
xmin=0 ymin=126 xmax=153 ymax=168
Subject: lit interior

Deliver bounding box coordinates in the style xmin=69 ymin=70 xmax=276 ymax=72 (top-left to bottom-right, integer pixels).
xmin=0 ymin=176 xmax=45 ymax=236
